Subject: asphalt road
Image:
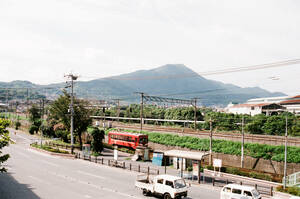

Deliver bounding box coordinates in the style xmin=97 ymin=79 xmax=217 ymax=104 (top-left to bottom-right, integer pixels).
xmin=0 ymin=130 xmax=221 ymax=199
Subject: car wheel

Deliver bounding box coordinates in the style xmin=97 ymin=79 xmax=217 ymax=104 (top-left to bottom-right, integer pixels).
xmin=163 ymin=193 xmax=171 ymax=199
xmin=142 ymin=189 xmax=149 ymax=196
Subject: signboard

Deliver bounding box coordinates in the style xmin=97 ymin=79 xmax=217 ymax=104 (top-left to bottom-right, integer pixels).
xmin=213 ymin=159 xmax=222 ymax=168
xmin=152 ymin=153 xmax=163 ymax=166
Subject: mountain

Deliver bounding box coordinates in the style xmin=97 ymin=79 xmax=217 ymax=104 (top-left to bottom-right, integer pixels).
xmin=0 ymin=64 xmax=285 ymax=106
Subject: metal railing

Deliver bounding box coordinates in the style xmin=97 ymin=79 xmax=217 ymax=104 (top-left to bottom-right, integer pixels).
xmin=283 ymin=171 xmax=300 ymax=187
xmin=75 ymin=152 xmax=160 ymax=176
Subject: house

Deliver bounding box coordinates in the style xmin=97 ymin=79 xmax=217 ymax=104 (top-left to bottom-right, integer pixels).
xmin=226 ymin=94 xmax=300 ymax=115
xmin=226 ymin=102 xmax=285 ymax=116
xmin=279 ymin=95 xmax=300 ymax=114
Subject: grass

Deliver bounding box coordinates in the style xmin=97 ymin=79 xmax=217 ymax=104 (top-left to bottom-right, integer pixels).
xmin=51 ymin=140 xmax=80 ymax=148
xmin=31 ymin=143 xmax=69 ymax=154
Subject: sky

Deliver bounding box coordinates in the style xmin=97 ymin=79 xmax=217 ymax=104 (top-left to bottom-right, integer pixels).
xmin=0 ymin=0 xmax=300 ymax=95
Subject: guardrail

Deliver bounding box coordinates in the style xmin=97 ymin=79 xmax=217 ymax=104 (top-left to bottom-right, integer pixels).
xmin=75 ymin=153 xmax=160 ymax=176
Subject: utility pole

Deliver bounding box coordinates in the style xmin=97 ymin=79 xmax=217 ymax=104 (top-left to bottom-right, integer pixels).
xmin=135 ymin=92 xmax=144 ymax=132
xmin=26 ymin=88 xmax=29 ymax=118
xmin=113 ymin=99 xmax=121 ymax=122
xmin=241 ymin=116 xmax=245 ymax=168
xmin=284 ymin=115 xmax=288 ymax=189
xmin=65 ymin=73 xmax=78 ymax=154
xmin=209 ymin=117 xmax=213 ymax=166
xmin=40 ymin=98 xmax=45 ymax=147
xmin=5 ymin=89 xmax=8 ymax=119
xmin=192 ymin=98 xmax=200 ymax=130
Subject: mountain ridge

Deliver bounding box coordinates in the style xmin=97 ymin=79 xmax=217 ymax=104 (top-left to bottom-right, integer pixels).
xmin=0 ymin=64 xmax=285 ymax=106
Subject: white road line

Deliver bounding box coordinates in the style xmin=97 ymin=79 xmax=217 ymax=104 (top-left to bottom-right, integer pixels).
xmin=48 ymin=171 xmax=142 ymax=199
xmin=76 ymin=170 xmax=106 ymax=180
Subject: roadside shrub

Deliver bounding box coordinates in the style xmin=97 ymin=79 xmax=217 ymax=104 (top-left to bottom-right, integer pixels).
xmin=89 ymin=127 xmax=105 ymax=153
xmin=249 ymin=172 xmax=272 ymax=181
xmin=15 ymin=121 xmax=21 ymax=130
xmin=276 ymin=185 xmax=300 ymax=196
xmin=40 ymin=123 xmax=55 ymax=137
xmin=29 ymin=124 xmax=38 ymax=134
xmin=55 ymin=130 xmax=69 ymax=143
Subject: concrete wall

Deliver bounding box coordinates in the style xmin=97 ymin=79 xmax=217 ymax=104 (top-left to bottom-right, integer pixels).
xmin=149 ymin=142 xmax=300 ymax=175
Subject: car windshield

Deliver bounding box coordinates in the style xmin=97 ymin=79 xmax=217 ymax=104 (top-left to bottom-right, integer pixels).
xmin=252 ymin=189 xmax=260 ymax=198
xmin=174 ymin=179 xmax=186 ymax=189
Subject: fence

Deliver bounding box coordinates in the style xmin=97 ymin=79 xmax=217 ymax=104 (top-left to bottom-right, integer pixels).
xmin=204 ymin=169 xmax=275 ymax=197
xmin=284 ymin=171 xmax=300 ymax=187
xmin=75 ymin=152 xmax=160 ymax=176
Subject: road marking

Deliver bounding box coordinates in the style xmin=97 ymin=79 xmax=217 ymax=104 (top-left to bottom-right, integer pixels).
xmin=84 ymin=195 xmax=92 ymax=198
xmin=76 ymin=170 xmax=106 ymax=180
xmin=40 ymin=160 xmax=59 ymax=167
xmin=48 ymin=171 xmax=142 ymax=199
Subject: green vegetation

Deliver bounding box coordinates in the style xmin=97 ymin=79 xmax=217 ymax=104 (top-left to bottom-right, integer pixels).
xmin=14 ymin=120 xmax=21 ymax=130
xmin=47 ymin=91 xmax=93 ymax=148
xmin=87 ymin=127 xmax=105 ymax=153
xmin=277 ymin=185 xmax=300 ymax=196
xmin=108 ymin=128 xmax=300 ymax=163
xmin=31 ymin=143 xmax=69 ymax=154
xmin=28 ymin=105 xmax=42 ymax=134
xmin=0 ymin=119 xmax=10 ymax=172
xmin=99 ymin=105 xmax=300 ymax=136
xmin=206 ymin=165 xmax=273 ymax=181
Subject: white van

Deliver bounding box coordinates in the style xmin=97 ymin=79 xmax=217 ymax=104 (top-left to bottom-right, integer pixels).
xmin=220 ymin=184 xmax=262 ymax=199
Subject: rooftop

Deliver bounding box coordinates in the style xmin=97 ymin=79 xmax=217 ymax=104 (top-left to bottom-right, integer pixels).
xmin=164 ymin=150 xmax=209 ymax=161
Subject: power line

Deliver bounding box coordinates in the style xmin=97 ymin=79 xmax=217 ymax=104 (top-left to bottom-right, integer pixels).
xmin=81 ymin=58 xmax=300 ymax=81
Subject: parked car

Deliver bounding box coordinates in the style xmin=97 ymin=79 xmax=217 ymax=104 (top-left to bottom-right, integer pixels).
xmin=220 ymin=184 xmax=262 ymax=199
xmin=135 ymin=174 xmax=189 ymax=199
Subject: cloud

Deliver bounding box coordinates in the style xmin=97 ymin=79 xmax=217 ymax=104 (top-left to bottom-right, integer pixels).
xmin=0 ymin=0 xmax=299 ymax=94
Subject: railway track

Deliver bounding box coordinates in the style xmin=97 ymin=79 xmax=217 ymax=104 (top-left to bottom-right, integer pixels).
xmin=111 ymin=122 xmax=300 ymax=146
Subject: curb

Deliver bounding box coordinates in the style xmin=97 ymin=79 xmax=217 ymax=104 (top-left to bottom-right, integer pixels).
xmin=30 ymin=145 xmax=76 ymax=159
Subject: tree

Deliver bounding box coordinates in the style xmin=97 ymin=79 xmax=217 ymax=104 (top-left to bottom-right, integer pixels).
xmin=48 ymin=91 xmax=93 ymax=148
xmin=28 ymin=105 xmax=41 ymax=134
xmin=0 ymin=119 xmax=10 ymax=172
xmin=89 ymin=127 xmax=105 ymax=153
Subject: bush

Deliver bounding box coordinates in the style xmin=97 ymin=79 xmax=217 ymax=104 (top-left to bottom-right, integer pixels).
xmin=276 ymin=185 xmax=300 ymax=196
xmin=29 ymin=124 xmax=39 ymax=134
xmin=31 ymin=143 xmax=69 ymax=154
xmin=40 ymin=123 xmax=55 ymax=137
xmin=89 ymin=127 xmax=105 ymax=153
xmin=15 ymin=121 xmax=21 ymax=130
xmin=55 ymin=130 xmax=69 ymax=143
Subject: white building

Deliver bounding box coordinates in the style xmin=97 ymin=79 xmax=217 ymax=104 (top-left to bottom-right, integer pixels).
xmin=226 ymin=102 xmax=285 ymax=116
xmin=226 ymin=95 xmax=300 ymax=115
